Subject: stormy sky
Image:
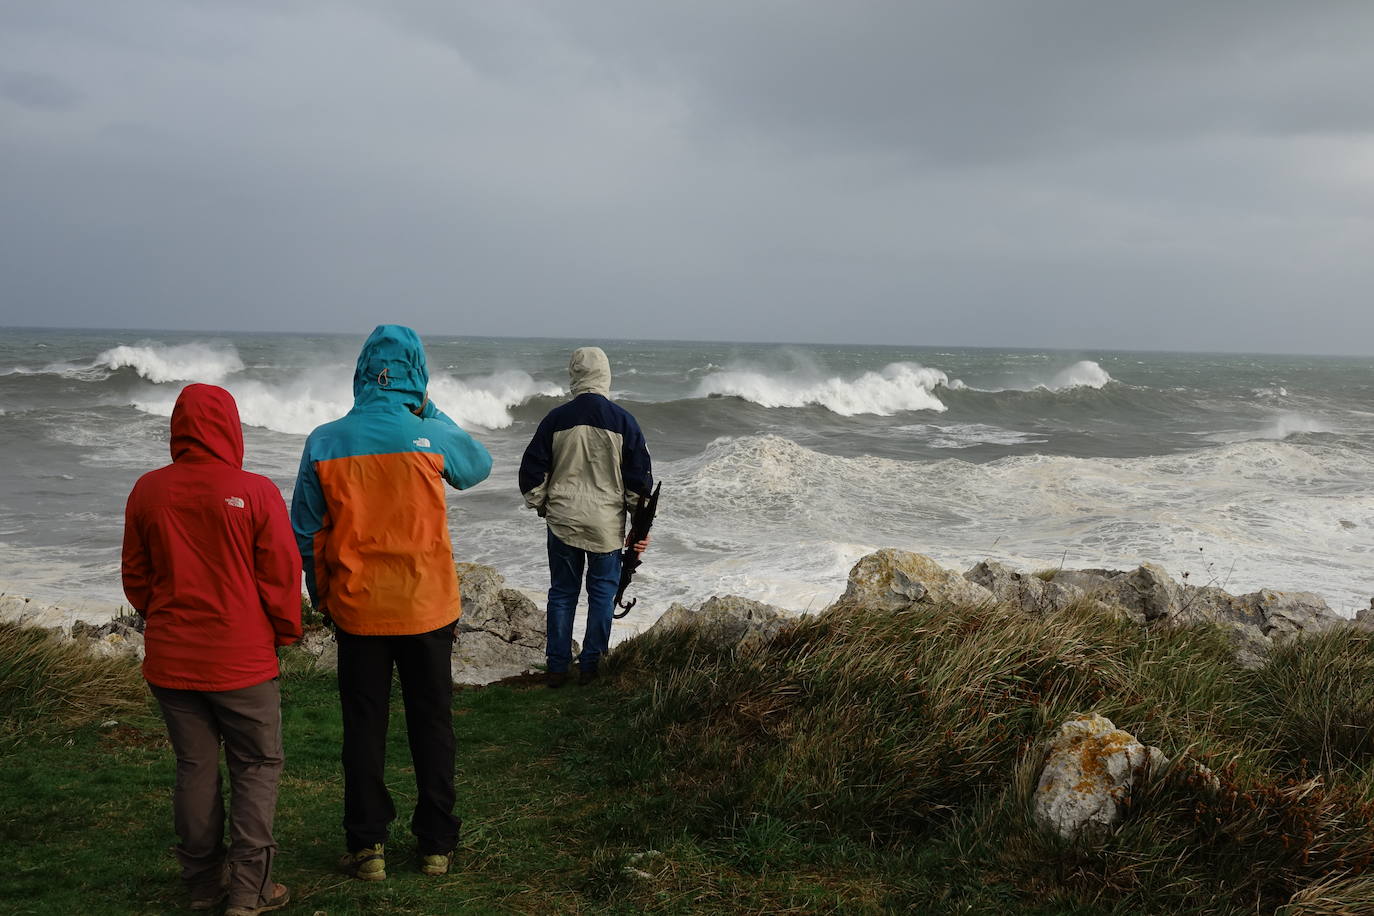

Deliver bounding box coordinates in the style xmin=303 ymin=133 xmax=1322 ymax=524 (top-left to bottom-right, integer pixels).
xmin=2 ymin=1 xmax=1373 ymax=354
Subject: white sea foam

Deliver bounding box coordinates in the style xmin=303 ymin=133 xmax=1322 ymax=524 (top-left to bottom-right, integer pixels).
xmin=428 ymin=371 xmax=564 ymax=430
xmin=96 ymin=342 xmax=244 ymax=384
xmin=1209 ymin=412 xmax=1334 ymax=444
xmin=658 ymin=434 xmax=1374 ymax=613
xmin=895 ymin=423 xmax=1049 ymax=449
xmin=694 ymin=361 xmax=949 ymax=416
xmin=1258 ymin=413 xmax=1332 ymax=439
xmin=130 ymin=368 xmax=561 ymax=435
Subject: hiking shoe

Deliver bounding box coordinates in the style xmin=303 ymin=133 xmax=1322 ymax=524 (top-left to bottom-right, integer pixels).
xmin=339 ymin=843 xmax=386 ymax=881
xmin=189 ymin=863 xmax=228 ymax=910
xmin=189 ymin=890 xmax=226 ymax=912
xmin=225 ymin=882 xmax=290 ymax=916
xmin=546 ymin=671 xmax=568 ymax=689
xmin=577 ymin=667 xmax=599 ymax=686
xmin=420 ymin=851 xmax=453 ymax=876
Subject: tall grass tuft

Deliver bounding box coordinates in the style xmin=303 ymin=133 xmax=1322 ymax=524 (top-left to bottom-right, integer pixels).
xmin=622 ymin=601 xmax=1260 ymax=841
xmin=611 ymin=600 xmax=1374 ymax=913
xmin=0 ymin=621 xmax=145 ymax=741
xmin=1257 ymin=627 xmax=1374 ymax=772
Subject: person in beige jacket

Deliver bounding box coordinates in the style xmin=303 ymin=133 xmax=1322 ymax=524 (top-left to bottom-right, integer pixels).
xmin=518 ymin=347 xmax=654 ymax=686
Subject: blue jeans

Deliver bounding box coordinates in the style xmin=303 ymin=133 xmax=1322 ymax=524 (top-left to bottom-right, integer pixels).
xmin=545 ymin=528 xmax=622 ymax=674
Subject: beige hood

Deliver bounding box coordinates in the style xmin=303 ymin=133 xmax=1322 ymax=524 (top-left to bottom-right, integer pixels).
xmin=569 ymin=347 xmax=611 ymax=397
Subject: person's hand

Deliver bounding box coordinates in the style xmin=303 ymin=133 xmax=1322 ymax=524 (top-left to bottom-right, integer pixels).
xmin=627 ymin=533 xmax=650 ymax=554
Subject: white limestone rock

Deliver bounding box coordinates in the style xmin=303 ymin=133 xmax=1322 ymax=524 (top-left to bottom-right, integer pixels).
xmin=451 ymin=562 xmax=549 ymax=685
xmin=646 ymin=595 xmax=790 ymax=651
xmin=828 ymin=549 xmax=993 ymax=614
xmin=1033 ymin=714 xmax=1166 ymax=840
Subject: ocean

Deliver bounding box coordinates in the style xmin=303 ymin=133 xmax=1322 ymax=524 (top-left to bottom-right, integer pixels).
xmin=2 ymin=327 xmax=1372 ymax=634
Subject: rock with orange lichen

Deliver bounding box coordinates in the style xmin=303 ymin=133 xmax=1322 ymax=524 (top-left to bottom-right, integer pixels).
xmin=1032 ymin=713 xmax=1167 ymax=840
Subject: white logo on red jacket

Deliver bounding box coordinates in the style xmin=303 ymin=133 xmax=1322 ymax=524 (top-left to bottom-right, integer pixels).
xmin=225 ymin=497 xmax=245 ymax=509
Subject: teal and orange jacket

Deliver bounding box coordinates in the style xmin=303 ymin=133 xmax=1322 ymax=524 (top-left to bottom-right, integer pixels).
xmin=290 ymin=326 xmax=492 ymax=636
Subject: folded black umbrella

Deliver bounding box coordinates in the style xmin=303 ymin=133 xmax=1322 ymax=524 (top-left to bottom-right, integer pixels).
xmin=614 ymin=482 xmax=662 ymax=618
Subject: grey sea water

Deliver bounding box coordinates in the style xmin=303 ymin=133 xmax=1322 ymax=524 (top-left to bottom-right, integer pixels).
xmin=2 ymin=326 xmax=1372 ymax=632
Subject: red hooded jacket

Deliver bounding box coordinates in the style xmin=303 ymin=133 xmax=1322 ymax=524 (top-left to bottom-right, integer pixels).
xmin=122 ymin=384 xmax=302 ymax=691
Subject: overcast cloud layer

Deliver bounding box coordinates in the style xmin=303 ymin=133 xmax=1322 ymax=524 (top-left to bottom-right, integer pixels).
xmin=2 ymin=1 xmax=1373 ymax=353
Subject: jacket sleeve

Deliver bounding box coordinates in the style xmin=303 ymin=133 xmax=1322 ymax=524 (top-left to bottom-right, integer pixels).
xmin=620 ymin=414 xmax=654 ymax=502
xmin=255 ymin=482 xmax=304 ymax=647
xmin=518 ymin=415 xmax=555 ymax=513
xmin=424 ymin=405 xmax=493 ymax=490
xmin=120 ymin=483 xmax=151 ymax=615
xmin=290 ymin=437 xmax=328 ymax=611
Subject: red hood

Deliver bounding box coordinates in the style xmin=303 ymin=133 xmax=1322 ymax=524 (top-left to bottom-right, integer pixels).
xmin=170 ymin=384 xmax=244 ymax=468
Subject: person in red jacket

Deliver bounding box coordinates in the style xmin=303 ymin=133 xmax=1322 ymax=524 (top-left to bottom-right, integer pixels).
xmin=122 ymin=384 xmax=302 ymax=916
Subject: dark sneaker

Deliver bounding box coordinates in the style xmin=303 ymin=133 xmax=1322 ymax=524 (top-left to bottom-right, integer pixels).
xmin=225 ymin=883 xmax=290 ymax=916
xmin=339 ymin=843 xmax=386 ymax=881
xmin=578 ymin=667 xmax=599 ymax=686
xmin=546 ymin=671 xmax=568 ymax=689
xmin=420 ymin=851 xmax=453 ymax=876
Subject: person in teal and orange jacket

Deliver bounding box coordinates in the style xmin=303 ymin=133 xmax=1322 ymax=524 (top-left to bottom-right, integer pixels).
xmin=290 ymin=325 xmax=491 ymax=881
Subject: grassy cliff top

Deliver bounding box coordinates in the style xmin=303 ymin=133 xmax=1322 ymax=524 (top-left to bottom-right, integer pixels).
xmin=5 ymin=598 xmax=1374 ymax=915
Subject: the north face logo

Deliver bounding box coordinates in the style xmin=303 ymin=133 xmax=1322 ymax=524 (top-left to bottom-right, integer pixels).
xmin=225 ymin=497 xmax=245 ymax=509
xmin=413 ymin=438 xmax=432 ymax=448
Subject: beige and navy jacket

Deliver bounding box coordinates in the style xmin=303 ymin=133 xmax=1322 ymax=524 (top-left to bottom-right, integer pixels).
xmin=519 ymin=347 xmax=654 ymax=554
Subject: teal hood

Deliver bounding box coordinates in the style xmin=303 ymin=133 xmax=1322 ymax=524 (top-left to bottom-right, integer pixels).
xmin=352 ymin=325 xmax=430 ymax=413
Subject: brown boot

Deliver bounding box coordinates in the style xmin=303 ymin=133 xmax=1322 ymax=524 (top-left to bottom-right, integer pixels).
xmin=225 ymin=883 xmax=290 ymax=916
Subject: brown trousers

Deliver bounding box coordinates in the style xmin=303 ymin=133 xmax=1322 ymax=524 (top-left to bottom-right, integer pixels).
xmin=151 ymin=678 xmax=284 ymax=909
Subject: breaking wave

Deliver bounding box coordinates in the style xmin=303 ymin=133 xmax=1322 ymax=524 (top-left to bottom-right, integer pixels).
xmin=96 ymin=342 xmax=245 ymax=384
xmin=694 ymin=361 xmax=950 ymax=416
xmin=1046 ymin=360 xmax=1112 ymax=390
xmin=132 ymin=369 xmax=562 ymax=435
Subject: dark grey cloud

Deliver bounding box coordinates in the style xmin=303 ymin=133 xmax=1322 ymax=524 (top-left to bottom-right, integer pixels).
xmin=1 ymin=1 xmax=1372 ymax=353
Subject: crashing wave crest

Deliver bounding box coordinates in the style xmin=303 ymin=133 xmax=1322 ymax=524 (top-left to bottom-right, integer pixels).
xmin=132 ymin=369 xmax=562 ymax=435
xmin=694 ymin=362 xmax=949 ymax=416
xmin=96 ymin=343 xmax=245 ymax=384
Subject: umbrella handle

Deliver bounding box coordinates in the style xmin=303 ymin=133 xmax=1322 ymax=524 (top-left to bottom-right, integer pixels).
xmin=613 ymin=596 xmax=636 ymax=619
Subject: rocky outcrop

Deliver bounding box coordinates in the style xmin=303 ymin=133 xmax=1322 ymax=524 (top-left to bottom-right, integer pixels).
xmin=1033 ymin=714 xmax=1167 ymax=840
xmin=822 ymin=547 xmax=1340 ymax=665
xmin=827 ymin=549 xmax=994 ymax=614
xmin=451 ymin=562 xmax=548 ymax=685
xmin=0 ymin=594 xmax=97 ymax=631
xmin=964 ymin=560 xmax=1099 ymax=616
xmin=295 ymin=626 xmax=338 ymax=671
xmin=272 ymin=564 xmax=551 ymax=684
xmin=71 ymin=617 xmax=146 ymax=662
xmin=647 ymin=595 xmax=790 ymax=651
xmin=1 ymin=595 xmax=146 ymax=662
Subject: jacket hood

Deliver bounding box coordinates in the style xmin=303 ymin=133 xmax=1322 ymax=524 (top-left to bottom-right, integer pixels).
xmin=353 ymin=324 xmax=430 ymax=412
xmin=170 ymin=383 xmax=244 ymax=468
xmin=569 ymin=347 xmax=611 ymax=397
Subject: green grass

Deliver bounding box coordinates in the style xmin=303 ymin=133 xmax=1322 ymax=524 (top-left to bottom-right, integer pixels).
xmin=5 ymin=607 xmax=1374 ymax=914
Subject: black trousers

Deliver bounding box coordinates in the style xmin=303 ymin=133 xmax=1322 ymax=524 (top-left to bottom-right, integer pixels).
xmin=336 ymin=621 xmax=459 ymax=855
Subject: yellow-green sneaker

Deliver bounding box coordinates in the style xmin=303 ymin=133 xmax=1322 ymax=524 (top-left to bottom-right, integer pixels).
xmin=339 ymin=844 xmax=386 ymax=881
xmin=420 ymin=852 xmax=453 ymax=876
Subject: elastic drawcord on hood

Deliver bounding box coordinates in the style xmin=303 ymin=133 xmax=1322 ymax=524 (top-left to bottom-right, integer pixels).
xmin=569 ymin=347 xmax=611 ymax=397
xmin=352 ymin=324 xmax=430 ymax=413
xmin=170 ymin=383 xmax=244 ymax=468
